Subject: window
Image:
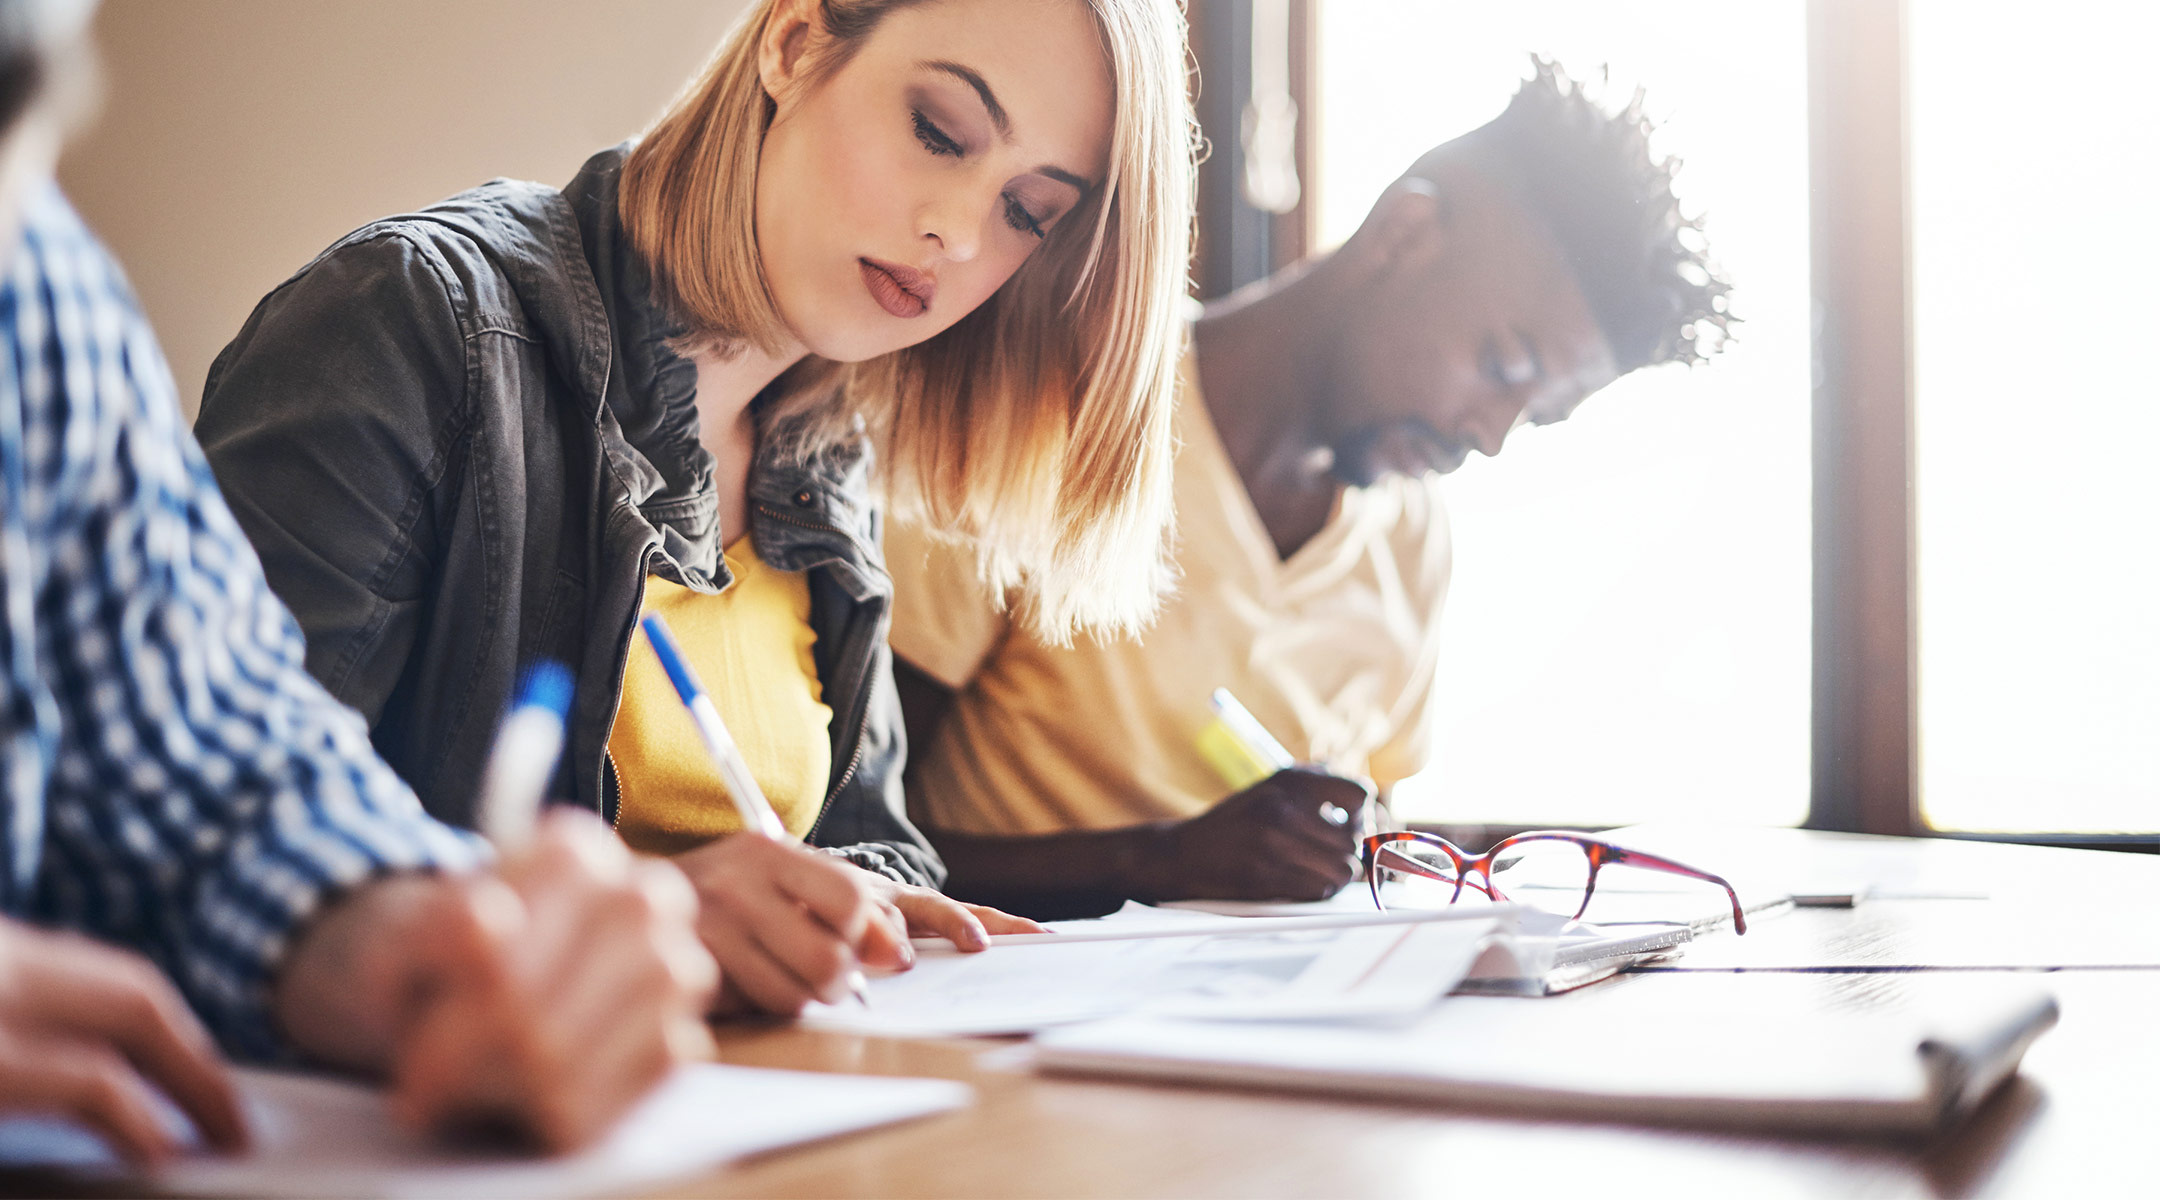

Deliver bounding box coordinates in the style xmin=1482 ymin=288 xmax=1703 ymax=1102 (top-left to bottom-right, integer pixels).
xmin=1306 ymin=3 xmax=1813 ymax=828
xmin=1909 ymin=1 xmax=2160 ymax=833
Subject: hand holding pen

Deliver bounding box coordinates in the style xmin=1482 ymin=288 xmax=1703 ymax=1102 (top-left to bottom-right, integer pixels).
xmin=1138 ymin=688 xmax=1372 ymax=902
xmin=639 ymin=614 xmax=905 ymax=1013
xmin=276 ymin=663 xmax=717 ymax=1152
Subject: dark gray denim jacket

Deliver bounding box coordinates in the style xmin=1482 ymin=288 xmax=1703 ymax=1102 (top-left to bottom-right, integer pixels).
xmin=195 ymin=146 xmax=940 ymax=886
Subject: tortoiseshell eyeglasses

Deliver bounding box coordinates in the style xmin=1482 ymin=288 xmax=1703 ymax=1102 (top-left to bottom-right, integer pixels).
xmin=1361 ymin=830 xmax=1749 ymax=934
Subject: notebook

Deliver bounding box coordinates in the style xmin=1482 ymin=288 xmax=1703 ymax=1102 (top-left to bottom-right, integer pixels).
xmin=0 ymin=1062 xmax=971 ymax=1199
xmin=1032 ymin=985 xmax=2059 ymax=1136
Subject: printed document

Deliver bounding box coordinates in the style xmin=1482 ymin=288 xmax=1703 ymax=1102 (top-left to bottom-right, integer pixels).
xmin=804 ymin=906 xmax=1509 ymax=1037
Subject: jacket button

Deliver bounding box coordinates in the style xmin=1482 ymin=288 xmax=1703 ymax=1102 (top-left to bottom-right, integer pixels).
xmin=792 ymin=489 xmax=816 ymax=508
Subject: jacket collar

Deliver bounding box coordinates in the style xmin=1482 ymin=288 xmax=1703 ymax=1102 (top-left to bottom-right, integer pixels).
xmin=558 ymin=146 xmax=884 ymax=594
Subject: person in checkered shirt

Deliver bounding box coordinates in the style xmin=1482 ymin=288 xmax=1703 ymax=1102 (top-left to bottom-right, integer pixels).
xmin=0 ymin=0 xmax=715 ymax=1163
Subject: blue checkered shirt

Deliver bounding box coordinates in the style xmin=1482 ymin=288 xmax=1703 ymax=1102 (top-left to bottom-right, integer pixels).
xmin=0 ymin=186 xmax=485 ymax=1059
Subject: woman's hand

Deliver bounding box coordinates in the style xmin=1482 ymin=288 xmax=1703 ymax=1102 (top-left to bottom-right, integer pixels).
xmin=0 ymin=919 xmax=248 ymax=1165
xmin=671 ymin=833 xmax=911 ymax=1017
xmin=862 ymin=877 xmax=1047 ymax=952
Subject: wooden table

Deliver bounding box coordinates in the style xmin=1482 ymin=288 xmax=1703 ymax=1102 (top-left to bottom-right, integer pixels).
xmin=681 ymin=831 xmax=2158 ymax=1198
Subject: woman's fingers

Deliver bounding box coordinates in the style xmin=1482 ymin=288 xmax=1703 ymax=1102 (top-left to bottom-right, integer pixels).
xmin=742 ymin=895 xmax=864 ymax=1006
xmin=766 ymin=843 xmax=881 ymax=946
xmin=967 ymin=904 xmax=1048 ymax=936
xmin=699 ymin=898 xmax=844 ymax=1013
xmin=701 ymin=930 xmax=820 ymax=1015
xmin=887 ymin=887 xmax=991 ymax=951
xmin=855 ymin=900 xmax=914 ymax=971
xmin=676 ymin=835 xmax=888 ymax=1008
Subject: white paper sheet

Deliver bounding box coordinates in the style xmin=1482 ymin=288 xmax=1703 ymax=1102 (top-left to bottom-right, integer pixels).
xmin=810 ymin=908 xmax=1506 ymax=1037
xmin=0 ymin=1062 xmax=971 ymax=1199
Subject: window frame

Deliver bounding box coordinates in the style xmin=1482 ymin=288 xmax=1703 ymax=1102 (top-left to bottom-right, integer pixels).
xmin=1188 ymin=0 xmax=1316 ymax=297
xmin=1807 ymin=0 xmax=1917 ymax=836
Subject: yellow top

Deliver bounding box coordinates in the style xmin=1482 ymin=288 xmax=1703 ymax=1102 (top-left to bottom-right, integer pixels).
xmin=609 ymin=539 xmax=832 ymax=856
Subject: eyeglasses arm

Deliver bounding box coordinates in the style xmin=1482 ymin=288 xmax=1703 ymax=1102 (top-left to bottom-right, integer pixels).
xmin=1593 ymin=843 xmax=1750 ymax=934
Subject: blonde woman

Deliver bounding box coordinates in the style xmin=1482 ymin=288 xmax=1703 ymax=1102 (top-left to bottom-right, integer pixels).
xmin=196 ymin=0 xmax=1193 ymax=1017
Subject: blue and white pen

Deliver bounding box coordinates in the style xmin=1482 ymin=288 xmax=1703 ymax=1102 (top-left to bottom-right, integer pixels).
xmin=639 ymin=613 xmax=789 ymax=839
xmin=476 ymin=661 xmax=574 ymax=849
xmin=639 ymin=613 xmax=872 ymax=1005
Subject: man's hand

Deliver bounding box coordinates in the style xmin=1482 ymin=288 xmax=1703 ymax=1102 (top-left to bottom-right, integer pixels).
xmin=1146 ymin=767 xmax=1372 ymax=901
xmin=276 ymin=809 xmax=717 ymax=1153
xmin=0 ymin=919 xmax=248 ymax=1164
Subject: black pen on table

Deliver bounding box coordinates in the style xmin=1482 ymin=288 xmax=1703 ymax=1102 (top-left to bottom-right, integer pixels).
xmin=639 ymin=612 xmax=873 ymax=1008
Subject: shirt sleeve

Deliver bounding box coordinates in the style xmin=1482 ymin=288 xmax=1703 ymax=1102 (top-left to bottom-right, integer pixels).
xmin=882 ymin=514 xmax=1013 ymax=690
xmin=11 ymin=188 xmax=485 ymax=1060
xmin=1365 ymin=479 xmax=1454 ymax=792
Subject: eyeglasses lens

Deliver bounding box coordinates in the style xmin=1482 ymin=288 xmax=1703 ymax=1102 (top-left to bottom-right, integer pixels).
xmin=1485 ymin=839 xmax=1594 ymax=918
xmin=1369 ymin=840 xmax=1464 ymax=908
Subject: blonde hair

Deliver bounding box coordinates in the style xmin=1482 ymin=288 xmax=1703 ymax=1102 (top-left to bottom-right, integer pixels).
xmin=619 ymin=0 xmax=1195 ymax=641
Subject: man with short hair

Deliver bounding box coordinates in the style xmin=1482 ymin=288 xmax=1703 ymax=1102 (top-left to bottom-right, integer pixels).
xmin=887 ymin=61 xmax=1733 ymax=916
xmin=0 ymin=0 xmax=714 ymax=1163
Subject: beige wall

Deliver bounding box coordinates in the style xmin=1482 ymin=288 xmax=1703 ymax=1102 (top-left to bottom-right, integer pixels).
xmin=58 ymin=0 xmax=754 ymax=416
